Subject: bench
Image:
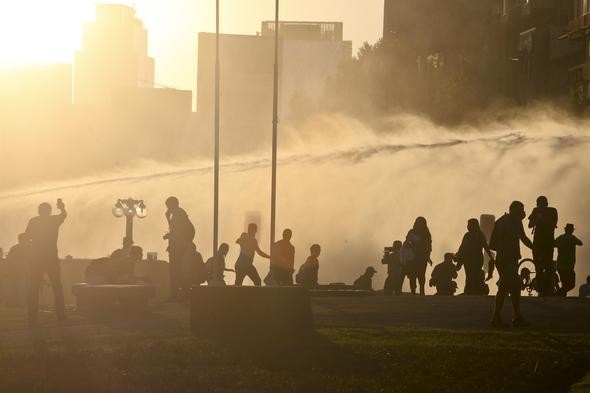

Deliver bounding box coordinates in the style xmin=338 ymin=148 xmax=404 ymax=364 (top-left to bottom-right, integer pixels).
xmin=72 ymin=283 xmax=156 ymax=313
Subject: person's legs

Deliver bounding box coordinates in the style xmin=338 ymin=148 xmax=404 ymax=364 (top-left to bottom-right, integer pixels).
xmin=27 ymin=264 xmax=43 ymax=327
xmin=234 ymin=266 xmax=246 ymax=286
xmin=493 ymin=287 xmax=506 ymax=321
xmin=168 ymin=249 xmax=182 ymax=299
xmin=417 ymin=261 xmax=427 ymax=295
xmin=383 ymin=275 xmax=393 ymax=295
xmin=47 ymin=261 xmax=66 ymax=321
xmin=246 ymin=265 xmax=262 ymax=287
xmin=464 ymin=263 xmax=474 ymax=295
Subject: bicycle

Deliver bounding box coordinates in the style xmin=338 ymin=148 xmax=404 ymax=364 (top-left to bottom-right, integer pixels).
xmin=517 ymin=258 xmax=560 ymax=296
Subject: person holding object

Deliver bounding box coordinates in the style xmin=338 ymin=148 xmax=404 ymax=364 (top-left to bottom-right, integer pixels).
xmin=25 ymin=199 xmax=67 ymax=327
xmin=455 ymin=218 xmax=495 ymax=295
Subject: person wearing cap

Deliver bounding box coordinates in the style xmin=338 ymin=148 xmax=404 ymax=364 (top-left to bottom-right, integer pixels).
xmin=555 ymin=223 xmax=583 ymax=297
xmin=353 ymin=267 xmax=377 ymax=291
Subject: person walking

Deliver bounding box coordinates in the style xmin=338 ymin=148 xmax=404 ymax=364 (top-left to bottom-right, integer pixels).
xmin=164 ymin=196 xmax=195 ymax=301
xmin=555 ymin=224 xmax=583 ymax=297
xmin=455 ymin=218 xmax=495 ymax=295
xmin=234 ymin=223 xmax=270 ymax=286
xmin=25 ymin=199 xmax=67 ymax=327
xmin=489 ymin=201 xmax=534 ymax=328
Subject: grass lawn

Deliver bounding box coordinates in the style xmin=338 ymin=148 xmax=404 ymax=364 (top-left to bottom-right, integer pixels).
xmin=0 ymin=326 xmax=589 ymax=393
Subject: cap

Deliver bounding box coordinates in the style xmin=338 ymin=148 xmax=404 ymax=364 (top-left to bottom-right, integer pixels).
xmin=565 ymin=223 xmax=575 ymax=231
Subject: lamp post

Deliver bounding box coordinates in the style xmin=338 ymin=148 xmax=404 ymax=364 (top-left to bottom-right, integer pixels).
xmin=270 ymin=0 xmax=280 ymax=254
xmin=112 ymin=198 xmax=147 ymax=244
xmin=213 ymin=0 xmax=221 ymax=255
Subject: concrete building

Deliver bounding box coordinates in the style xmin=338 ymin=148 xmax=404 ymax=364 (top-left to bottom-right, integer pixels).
xmin=74 ymin=4 xmax=154 ymax=107
xmin=197 ymin=21 xmax=352 ymax=153
xmin=381 ymin=0 xmax=502 ymax=113
xmin=497 ymin=0 xmax=581 ymax=103
xmin=566 ymin=0 xmax=590 ymax=106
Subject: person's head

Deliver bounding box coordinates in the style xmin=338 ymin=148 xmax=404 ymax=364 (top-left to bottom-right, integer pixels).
xmin=247 ymin=223 xmax=258 ymax=235
xmin=129 ymin=246 xmax=143 ymax=262
xmin=509 ymin=201 xmax=526 ymax=220
xmin=565 ymin=223 xmax=575 ymax=234
xmin=122 ymin=237 xmax=133 ymax=248
xmin=17 ymin=233 xmax=27 ymax=245
xmin=467 ymin=218 xmax=480 ymax=233
xmin=536 ymin=196 xmax=548 ymax=208
xmin=444 ymin=253 xmax=454 ymax=263
xmin=365 ymin=266 xmax=377 ymax=277
xmin=165 ymin=196 xmax=180 ymax=211
xmin=392 ymin=240 xmax=403 ymax=251
xmin=218 ymin=243 xmax=230 ymax=257
xmin=413 ymin=216 xmax=428 ymax=232
xmin=310 ymin=244 xmax=321 ymax=258
xmin=282 ymin=228 xmax=292 ymax=241
xmin=38 ymin=202 xmax=52 ymax=217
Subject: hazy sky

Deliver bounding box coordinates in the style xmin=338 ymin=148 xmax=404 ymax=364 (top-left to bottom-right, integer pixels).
xmin=0 ymin=0 xmax=384 ymax=92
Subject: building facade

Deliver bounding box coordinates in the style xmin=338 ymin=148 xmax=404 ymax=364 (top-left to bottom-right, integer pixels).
xmin=197 ymin=21 xmax=352 ymax=153
xmin=74 ymin=4 xmax=155 ymax=107
xmin=566 ymin=0 xmax=590 ymax=106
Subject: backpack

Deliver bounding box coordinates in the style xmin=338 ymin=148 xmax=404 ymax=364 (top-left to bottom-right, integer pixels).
xmin=400 ymin=242 xmax=415 ymax=266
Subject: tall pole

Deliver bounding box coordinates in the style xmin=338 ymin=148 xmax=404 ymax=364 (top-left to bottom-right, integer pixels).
xmin=213 ymin=0 xmax=220 ymax=254
xmin=270 ymin=0 xmax=279 ymax=254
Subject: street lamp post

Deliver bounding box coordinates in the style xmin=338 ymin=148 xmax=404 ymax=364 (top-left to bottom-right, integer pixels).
xmin=112 ymin=198 xmax=148 ymax=244
xmin=213 ymin=0 xmax=221 ymax=255
xmin=270 ymin=0 xmax=280 ymax=254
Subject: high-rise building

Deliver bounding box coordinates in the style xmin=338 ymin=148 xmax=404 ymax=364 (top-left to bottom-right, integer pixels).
xmin=74 ymin=4 xmax=154 ymax=106
xmin=197 ymin=21 xmax=352 ymax=153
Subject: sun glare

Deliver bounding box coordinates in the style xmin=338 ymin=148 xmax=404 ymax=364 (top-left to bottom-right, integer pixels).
xmin=0 ymin=1 xmax=95 ymax=68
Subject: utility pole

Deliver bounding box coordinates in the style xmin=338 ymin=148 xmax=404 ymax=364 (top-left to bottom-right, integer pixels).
xmin=213 ymin=0 xmax=220 ymax=254
xmin=270 ymin=0 xmax=280 ymax=256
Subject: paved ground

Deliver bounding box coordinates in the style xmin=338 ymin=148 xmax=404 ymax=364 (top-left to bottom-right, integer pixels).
xmin=1 ymin=295 xmax=589 ymax=350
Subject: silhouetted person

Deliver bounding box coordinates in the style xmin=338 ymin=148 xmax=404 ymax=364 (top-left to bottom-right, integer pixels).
xmin=429 ymin=253 xmax=458 ymax=296
xmin=579 ymin=276 xmax=590 ymax=298
xmin=455 ymin=218 xmax=495 ymax=295
xmin=555 ymin=224 xmax=583 ymax=297
xmin=382 ymin=240 xmax=403 ymax=296
xmin=528 ymin=196 xmax=558 ymax=296
xmin=25 ymin=199 xmax=67 ymax=327
xmin=4 ymin=233 xmax=30 ymax=306
xmin=206 ymin=243 xmax=232 ymax=286
xmin=407 ymin=217 xmax=433 ymax=295
xmin=186 ymin=242 xmax=206 ymax=286
xmin=489 ymin=201 xmax=534 ymax=328
xmin=164 ymin=196 xmax=195 ymax=301
xmin=234 ymin=224 xmax=270 ymax=286
xmin=266 ymin=229 xmax=295 ymax=286
xmin=296 ymin=244 xmax=321 ymax=288
xmin=86 ymin=240 xmax=143 ymax=284
xmin=353 ymin=267 xmax=377 ymax=291
xmin=400 ymin=232 xmax=416 ymax=294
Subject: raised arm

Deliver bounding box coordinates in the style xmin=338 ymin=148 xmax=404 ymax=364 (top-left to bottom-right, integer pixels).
xmin=56 ymin=199 xmax=67 ymax=223
xmin=575 ymin=236 xmax=583 ymax=246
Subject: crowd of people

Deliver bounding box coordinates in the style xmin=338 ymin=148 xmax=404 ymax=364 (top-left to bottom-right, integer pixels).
xmin=0 ymin=195 xmax=587 ymax=328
